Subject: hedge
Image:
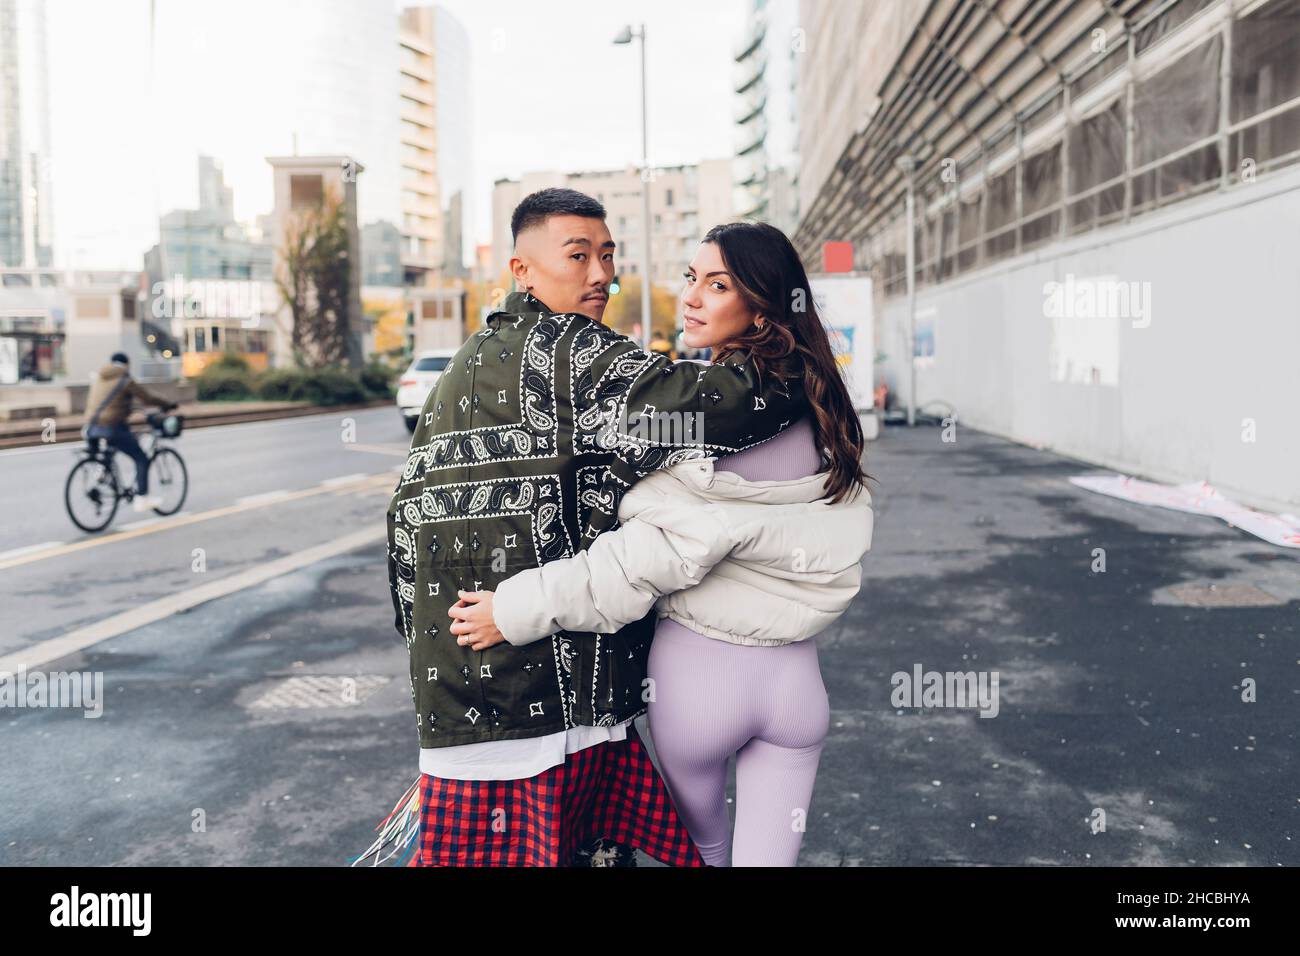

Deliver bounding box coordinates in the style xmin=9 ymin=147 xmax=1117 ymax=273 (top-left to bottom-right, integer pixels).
xmin=194 ymin=358 xmax=396 ymax=406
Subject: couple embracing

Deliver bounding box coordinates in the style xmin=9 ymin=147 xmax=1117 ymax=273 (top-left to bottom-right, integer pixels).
xmin=357 ymin=187 xmax=874 ymax=868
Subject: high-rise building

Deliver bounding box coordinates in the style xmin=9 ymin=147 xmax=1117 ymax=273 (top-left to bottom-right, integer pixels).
xmin=362 ymin=220 xmax=403 ymax=288
xmin=491 ymin=160 xmax=735 ymax=291
xmin=397 ymin=6 xmax=443 ymax=286
xmin=0 ymin=0 xmax=54 ymax=268
xmin=145 ymin=157 xmax=272 ymax=284
xmin=434 ymin=5 xmax=472 ymax=279
xmin=142 ymin=0 xmax=402 ymax=252
xmin=732 ymin=0 xmax=799 ymax=233
xmin=143 ymin=156 xmax=275 ymax=376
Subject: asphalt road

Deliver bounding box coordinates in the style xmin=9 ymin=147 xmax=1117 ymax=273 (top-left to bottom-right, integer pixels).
xmin=1 ymin=410 xmax=1296 ymax=866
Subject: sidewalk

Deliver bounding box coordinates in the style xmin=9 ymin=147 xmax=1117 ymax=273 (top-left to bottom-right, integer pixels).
xmin=797 ymin=422 xmax=1297 ymax=865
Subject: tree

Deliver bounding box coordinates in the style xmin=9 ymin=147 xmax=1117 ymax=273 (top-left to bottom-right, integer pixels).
xmin=275 ymin=186 xmax=353 ymax=369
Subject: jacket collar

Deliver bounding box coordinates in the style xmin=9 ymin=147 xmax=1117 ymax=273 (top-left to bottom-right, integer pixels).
xmin=500 ymin=289 xmax=551 ymax=315
xmin=670 ymin=455 xmax=840 ymax=506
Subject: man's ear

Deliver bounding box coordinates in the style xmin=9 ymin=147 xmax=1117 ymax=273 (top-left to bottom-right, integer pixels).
xmin=509 ymin=254 xmax=528 ymax=291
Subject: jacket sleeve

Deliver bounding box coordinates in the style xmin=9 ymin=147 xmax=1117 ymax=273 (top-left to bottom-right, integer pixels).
xmin=127 ymin=379 xmax=171 ymax=407
xmin=385 ymin=479 xmax=417 ymax=644
xmin=615 ymin=347 xmax=805 ymax=453
xmin=576 ymin=339 xmax=809 ymax=547
xmin=493 ymin=483 xmax=739 ymax=646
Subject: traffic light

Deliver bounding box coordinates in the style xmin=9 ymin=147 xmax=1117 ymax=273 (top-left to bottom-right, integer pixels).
xmin=610 ymin=276 xmax=621 ymax=295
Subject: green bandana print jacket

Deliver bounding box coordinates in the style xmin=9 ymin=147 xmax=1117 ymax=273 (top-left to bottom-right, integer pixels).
xmin=386 ymin=290 xmax=808 ymax=749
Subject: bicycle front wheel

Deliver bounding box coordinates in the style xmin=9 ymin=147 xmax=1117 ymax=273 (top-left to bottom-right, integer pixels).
xmin=149 ymin=446 xmax=188 ymax=515
xmin=65 ymin=456 xmax=121 ymax=533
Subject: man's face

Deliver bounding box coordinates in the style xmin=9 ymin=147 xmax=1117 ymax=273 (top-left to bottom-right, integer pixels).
xmin=510 ymin=215 xmax=616 ymax=321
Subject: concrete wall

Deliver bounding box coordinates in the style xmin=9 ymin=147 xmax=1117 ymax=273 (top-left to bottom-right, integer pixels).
xmin=877 ymin=167 xmax=1300 ymax=515
xmin=796 ymin=0 xmax=925 ymax=219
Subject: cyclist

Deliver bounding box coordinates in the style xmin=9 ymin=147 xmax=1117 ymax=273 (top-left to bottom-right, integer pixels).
xmin=647 ymin=327 xmax=676 ymax=360
xmin=83 ymin=351 xmax=178 ymax=512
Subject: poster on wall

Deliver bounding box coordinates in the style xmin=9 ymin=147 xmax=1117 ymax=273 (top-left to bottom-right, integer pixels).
xmin=913 ymin=306 xmax=937 ymax=369
xmin=1044 ymin=273 xmax=1123 ymax=386
xmin=810 ymin=275 xmax=874 ymax=411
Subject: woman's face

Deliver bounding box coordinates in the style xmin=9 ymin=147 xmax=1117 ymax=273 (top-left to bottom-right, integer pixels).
xmin=679 ymin=242 xmax=758 ymax=350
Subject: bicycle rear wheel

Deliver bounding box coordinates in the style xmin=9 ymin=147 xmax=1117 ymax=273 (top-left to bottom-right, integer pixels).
xmin=149 ymin=446 xmax=188 ymax=515
xmin=65 ymin=456 xmax=121 ymax=533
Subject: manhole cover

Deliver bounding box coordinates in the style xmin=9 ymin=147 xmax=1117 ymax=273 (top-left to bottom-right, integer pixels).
xmin=1164 ymin=583 xmax=1283 ymax=608
xmin=247 ymin=675 xmax=390 ymax=710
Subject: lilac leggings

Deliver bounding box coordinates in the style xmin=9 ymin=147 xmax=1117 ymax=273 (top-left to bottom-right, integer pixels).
xmin=645 ymin=617 xmax=830 ymax=867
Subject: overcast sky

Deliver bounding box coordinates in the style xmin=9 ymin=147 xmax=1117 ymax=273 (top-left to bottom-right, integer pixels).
xmin=45 ymin=0 xmax=756 ymax=269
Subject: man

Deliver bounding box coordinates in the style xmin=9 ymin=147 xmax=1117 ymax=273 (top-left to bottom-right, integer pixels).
xmin=83 ymin=352 xmax=177 ymax=512
xmin=369 ymin=188 xmax=806 ymax=867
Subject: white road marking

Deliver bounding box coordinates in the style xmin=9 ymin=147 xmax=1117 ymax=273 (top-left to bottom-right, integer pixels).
xmin=0 ymin=442 xmax=77 ymax=457
xmin=0 ymin=525 xmax=384 ymax=674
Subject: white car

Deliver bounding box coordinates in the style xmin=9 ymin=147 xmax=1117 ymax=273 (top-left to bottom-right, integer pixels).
xmin=397 ymin=349 xmax=457 ymax=432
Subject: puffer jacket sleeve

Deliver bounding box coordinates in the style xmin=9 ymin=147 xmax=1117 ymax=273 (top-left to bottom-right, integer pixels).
xmin=493 ymin=478 xmax=739 ymax=646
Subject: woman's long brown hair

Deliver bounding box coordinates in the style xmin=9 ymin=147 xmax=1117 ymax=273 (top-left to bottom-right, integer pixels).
xmin=703 ymin=221 xmax=872 ymax=504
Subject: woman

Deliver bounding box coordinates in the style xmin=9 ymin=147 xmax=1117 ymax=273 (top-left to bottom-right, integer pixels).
xmin=448 ymin=221 xmax=874 ymax=866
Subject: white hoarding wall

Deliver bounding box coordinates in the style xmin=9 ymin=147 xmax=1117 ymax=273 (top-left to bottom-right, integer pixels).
xmin=809 ymin=275 xmax=874 ymax=412
xmin=875 ymin=169 xmax=1300 ymax=515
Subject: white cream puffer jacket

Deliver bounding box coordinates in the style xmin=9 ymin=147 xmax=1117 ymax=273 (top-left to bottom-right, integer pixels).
xmin=493 ymin=456 xmax=874 ymax=647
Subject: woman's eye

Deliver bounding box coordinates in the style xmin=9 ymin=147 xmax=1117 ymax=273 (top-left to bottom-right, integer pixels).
xmin=572 ymin=253 xmax=586 ymax=261
xmin=683 ymin=273 xmax=695 ymax=283
xmin=711 ymin=281 xmax=726 ymax=292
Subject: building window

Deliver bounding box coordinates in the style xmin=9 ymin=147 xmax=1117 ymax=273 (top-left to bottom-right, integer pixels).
xmin=665 ymin=188 xmax=674 ymax=207
xmin=78 ymin=296 xmax=110 ymax=319
xmin=1229 ymin=0 xmax=1300 ymax=176
xmin=1067 ymin=99 xmax=1127 ymax=235
xmin=1020 ymin=142 xmax=1062 ymax=251
xmin=1131 ymin=34 xmax=1224 ymax=214
xmin=290 ymin=174 xmax=324 ymax=210
xmin=956 ymin=190 xmax=982 ymax=274
xmin=983 ymin=165 xmax=1017 ymax=262
xmin=844 ymin=0 xmax=1299 ymax=296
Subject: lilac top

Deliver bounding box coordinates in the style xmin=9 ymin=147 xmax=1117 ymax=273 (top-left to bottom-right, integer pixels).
xmin=714 ymin=414 xmax=823 ymax=481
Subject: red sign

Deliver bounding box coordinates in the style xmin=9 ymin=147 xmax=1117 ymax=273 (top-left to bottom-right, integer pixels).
xmin=822 ymin=241 xmax=853 ymax=273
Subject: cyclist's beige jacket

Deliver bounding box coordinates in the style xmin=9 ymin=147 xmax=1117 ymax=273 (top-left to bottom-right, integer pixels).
xmin=84 ymin=363 xmax=169 ymax=427
xmin=493 ymin=457 xmax=873 ymax=647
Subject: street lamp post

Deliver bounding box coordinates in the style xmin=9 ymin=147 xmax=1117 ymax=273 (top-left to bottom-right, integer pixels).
xmin=895 ymin=153 xmax=918 ymax=427
xmin=615 ymin=23 xmax=651 ymax=350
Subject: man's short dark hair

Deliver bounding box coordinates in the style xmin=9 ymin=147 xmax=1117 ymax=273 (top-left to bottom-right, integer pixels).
xmin=511 ymin=188 xmax=606 ymax=244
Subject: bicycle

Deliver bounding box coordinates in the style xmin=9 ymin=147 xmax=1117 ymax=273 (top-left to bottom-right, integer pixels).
xmin=64 ymin=411 xmax=189 ymax=533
